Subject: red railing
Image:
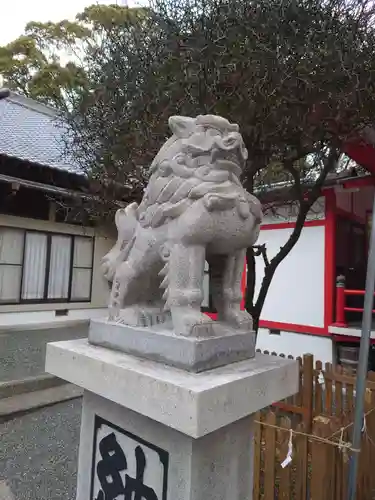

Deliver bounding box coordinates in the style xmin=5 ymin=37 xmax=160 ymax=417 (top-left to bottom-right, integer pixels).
xmin=334 ymin=275 xmax=375 ymax=327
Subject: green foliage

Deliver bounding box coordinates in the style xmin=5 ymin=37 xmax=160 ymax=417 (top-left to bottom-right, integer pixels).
xmin=62 ymin=0 xmax=375 ymax=196
xmin=62 ymin=0 xmax=375 ymax=322
xmin=0 ymin=4 xmax=147 ymax=106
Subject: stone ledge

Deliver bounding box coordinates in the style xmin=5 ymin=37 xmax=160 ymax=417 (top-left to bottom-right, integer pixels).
xmin=0 ymin=319 xmax=89 ymax=333
xmin=0 ymin=374 xmax=65 ymax=400
xmin=0 ymin=383 xmax=82 ymax=421
xmin=46 ymin=338 xmax=298 ymax=438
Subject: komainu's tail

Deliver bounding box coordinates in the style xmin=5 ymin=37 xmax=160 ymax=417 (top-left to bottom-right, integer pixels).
xmin=101 ymin=202 xmax=139 ymax=282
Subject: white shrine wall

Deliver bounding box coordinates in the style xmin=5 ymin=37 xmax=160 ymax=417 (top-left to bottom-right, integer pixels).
xmin=255 ymin=224 xmax=325 ymax=328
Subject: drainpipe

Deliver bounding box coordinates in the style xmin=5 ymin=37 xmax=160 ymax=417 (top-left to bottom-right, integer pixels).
xmin=347 ymin=193 xmax=375 ymax=500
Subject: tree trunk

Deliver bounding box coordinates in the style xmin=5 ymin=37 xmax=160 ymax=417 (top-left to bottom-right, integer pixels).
xmin=245 ymin=245 xmax=256 ymax=314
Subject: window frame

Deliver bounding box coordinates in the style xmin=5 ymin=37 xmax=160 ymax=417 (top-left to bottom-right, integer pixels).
xmin=0 ymin=226 xmax=94 ymax=306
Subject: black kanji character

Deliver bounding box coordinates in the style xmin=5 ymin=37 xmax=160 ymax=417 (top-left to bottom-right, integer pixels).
xmin=95 ymin=432 xmax=127 ymax=500
xmin=124 ymin=446 xmax=158 ymax=500
xmin=95 ymin=434 xmax=159 ymax=500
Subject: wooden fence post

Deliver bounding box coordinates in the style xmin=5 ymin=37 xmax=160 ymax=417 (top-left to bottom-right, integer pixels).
xmin=325 ymin=362 xmax=334 ymax=415
xmin=277 ymin=417 xmax=292 ymax=500
xmin=297 ymin=354 xmax=313 ymax=500
xmin=311 ymin=416 xmax=337 ymax=500
xmin=356 ymin=386 xmax=373 ymax=500
xmin=263 ymin=411 xmax=276 ymax=500
xmin=314 ymin=360 xmax=323 ymax=414
xmin=252 ymin=412 xmax=261 ymax=500
xmin=302 ymin=354 xmax=314 ymax=431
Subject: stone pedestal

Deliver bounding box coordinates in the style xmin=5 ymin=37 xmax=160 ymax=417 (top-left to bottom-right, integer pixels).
xmin=46 ymin=337 xmax=298 ymax=500
xmin=89 ymin=317 xmax=256 ymax=372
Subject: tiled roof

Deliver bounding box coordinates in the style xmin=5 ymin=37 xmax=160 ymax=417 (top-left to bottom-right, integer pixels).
xmin=0 ymin=92 xmax=82 ymax=174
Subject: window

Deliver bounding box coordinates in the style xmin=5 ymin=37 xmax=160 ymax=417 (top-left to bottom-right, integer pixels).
xmin=0 ymin=227 xmax=94 ymax=304
xmin=22 ymin=232 xmax=48 ymax=300
xmin=71 ymin=237 xmax=94 ymax=301
xmin=48 ymin=235 xmax=72 ymax=300
xmin=201 ymin=261 xmax=217 ymax=313
xmin=202 ymin=261 xmax=210 ymax=309
xmin=0 ymin=228 xmax=24 ymax=303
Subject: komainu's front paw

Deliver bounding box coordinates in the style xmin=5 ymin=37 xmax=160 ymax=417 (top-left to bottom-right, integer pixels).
xmin=223 ymin=309 xmax=253 ymax=332
xmin=110 ymin=307 xmax=168 ymax=327
xmin=171 ymin=307 xmax=214 ymax=337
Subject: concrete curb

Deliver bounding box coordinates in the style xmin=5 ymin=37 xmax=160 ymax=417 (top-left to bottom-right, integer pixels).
xmin=0 ymin=383 xmax=83 ymax=422
xmin=0 ymin=319 xmax=89 ymax=333
xmin=0 ymin=374 xmax=66 ymax=400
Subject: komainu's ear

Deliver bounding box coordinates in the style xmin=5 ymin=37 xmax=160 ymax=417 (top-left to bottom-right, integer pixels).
xmin=168 ymin=116 xmax=196 ymax=138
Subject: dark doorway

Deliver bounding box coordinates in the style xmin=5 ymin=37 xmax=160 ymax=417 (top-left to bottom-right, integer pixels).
xmin=336 ymin=214 xmax=367 ymax=323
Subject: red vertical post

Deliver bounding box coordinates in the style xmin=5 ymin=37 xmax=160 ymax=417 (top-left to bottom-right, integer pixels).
xmin=324 ymin=189 xmax=336 ymax=329
xmin=333 ymin=274 xmax=347 ymax=327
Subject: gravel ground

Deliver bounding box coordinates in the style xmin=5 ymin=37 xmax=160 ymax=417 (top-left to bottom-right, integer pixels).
xmin=0 ymin=325 xmax=88 ymax=382
xmin=0 ymin=399 xmax=81 ymax=500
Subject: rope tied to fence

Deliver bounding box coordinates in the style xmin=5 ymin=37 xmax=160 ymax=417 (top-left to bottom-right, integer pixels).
xmin=253 ymin=419 xmax=361 ymax=454
xmin=328 ymin=405 xmax=375 ymax=440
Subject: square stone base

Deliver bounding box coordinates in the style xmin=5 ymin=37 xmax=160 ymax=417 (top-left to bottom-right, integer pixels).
xmin=88 ymin=318 xmax=256 ymax=372
xmin=45 ymin=339 xmax=298 ymax=437
xmin=77 ymin=391 xmax=254 ymax=500
xmin=46 ymin=339 xmax=298 ymax=500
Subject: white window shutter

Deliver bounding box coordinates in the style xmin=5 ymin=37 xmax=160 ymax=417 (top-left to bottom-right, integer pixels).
xmin=202 ymin=261 xmax=209 ymax=308
xmin=71 ymin=236 xmax=93 ymax=301
xmin=21 ymin=232 xmax=47 ymax=300
xmin=48 ymin=235 xmax=72 ymax=299
xmin=71 ymin=268 xmax=92 ymax=300
xmin=0 ymin=228 xmax=24 ymax=303
xmin=73 ymin=237 xmax=93 ymax=268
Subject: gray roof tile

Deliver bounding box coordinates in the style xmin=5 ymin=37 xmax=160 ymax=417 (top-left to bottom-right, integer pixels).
xmin=0 ymin=93 xmax=81 ymax=174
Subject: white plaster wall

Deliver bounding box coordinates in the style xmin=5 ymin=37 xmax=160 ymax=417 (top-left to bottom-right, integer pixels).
xmin=256 ymin=328 xmax=334 ymax=363
xmin=262 ymin=197 xmax=325 ymax=225
xmin=255 ymin=224 xmax=325 ymax=327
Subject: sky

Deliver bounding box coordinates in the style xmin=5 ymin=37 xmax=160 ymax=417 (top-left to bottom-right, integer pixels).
xmin=0 ymin=0 xmax=142 ymax=46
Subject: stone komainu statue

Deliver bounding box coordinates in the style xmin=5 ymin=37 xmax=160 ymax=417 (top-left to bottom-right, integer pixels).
xmin=102 ymin=114 xmax=262 ymax=337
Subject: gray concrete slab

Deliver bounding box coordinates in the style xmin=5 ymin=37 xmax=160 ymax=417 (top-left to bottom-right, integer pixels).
xmin=0 ymin=325 xmax=88 ymax=382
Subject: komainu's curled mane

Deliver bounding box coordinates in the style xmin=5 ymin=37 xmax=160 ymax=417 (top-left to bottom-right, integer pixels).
xmin=102 ymin=114 xmax=262 ymax=337
xmin=135 ymin=114 xmax=260 ymax=229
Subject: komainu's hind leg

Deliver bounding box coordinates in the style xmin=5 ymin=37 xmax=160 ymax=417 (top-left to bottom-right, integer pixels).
xmin=167 ymin=243 xmax=213 ymax=336
xmin=210 ymin=249 xmax=253 ymax=331
xmin=108 ymin=241 xmax=164 ymax=326
xmin=108 ymin=259 xmax=139 ymax=320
